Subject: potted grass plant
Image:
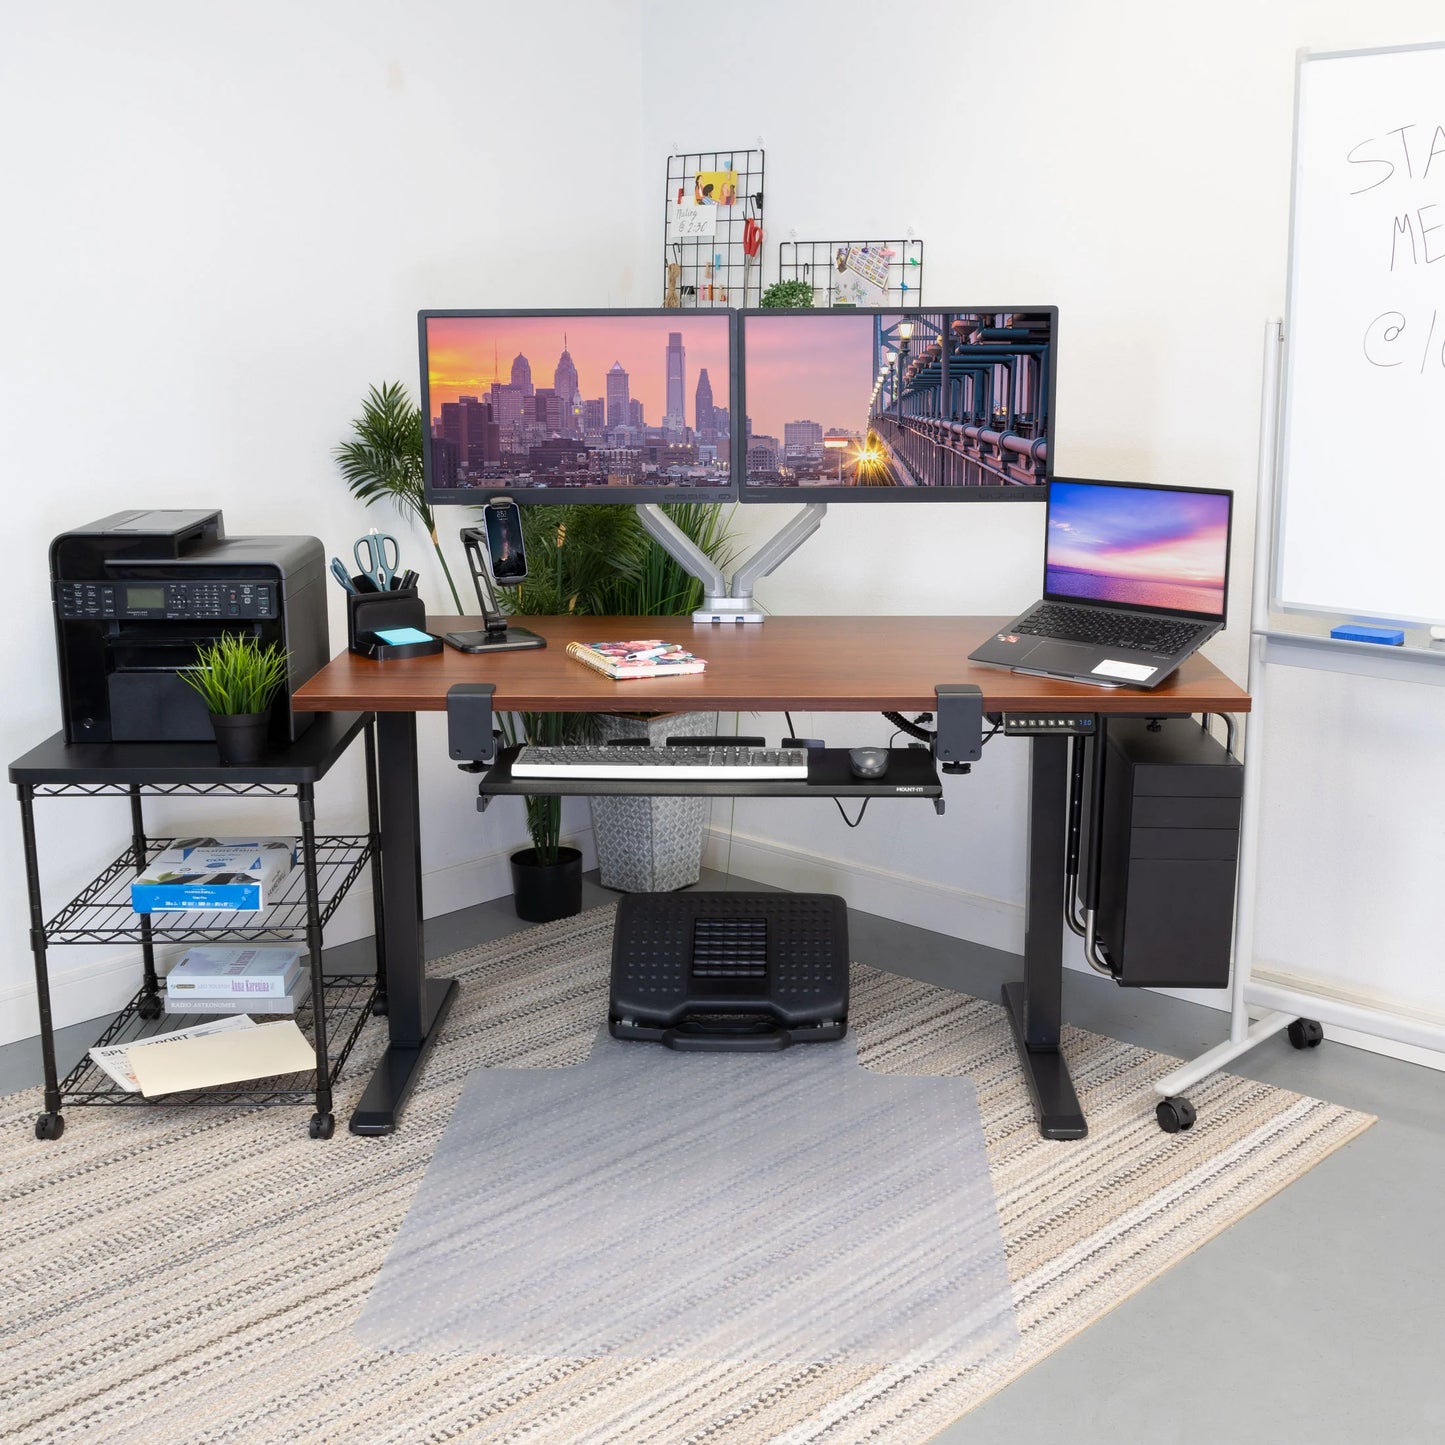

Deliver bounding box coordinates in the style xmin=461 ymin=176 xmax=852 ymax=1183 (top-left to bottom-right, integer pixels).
xmin=179 ymin=634 xmax=289 ymax=765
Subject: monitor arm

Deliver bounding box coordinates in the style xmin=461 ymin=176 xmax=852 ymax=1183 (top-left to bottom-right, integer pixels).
xmin=636 ymin=502 xmax=828 ymax=624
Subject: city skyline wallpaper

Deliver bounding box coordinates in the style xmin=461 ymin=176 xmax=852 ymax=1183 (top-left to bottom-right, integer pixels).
xmin=1046 ymin=482 xmax=1230 ymax=615
xmin=424 ymin=313 xmax=731 ymax=424
xmin=742 ymin=312 xmax=876 ymax=445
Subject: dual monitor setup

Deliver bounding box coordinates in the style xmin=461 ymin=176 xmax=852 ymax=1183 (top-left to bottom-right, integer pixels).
xmin=419 ymin=306 xmax=1056 ymax=622
xmin=419 ymin=308 xmax=1231 ymax=678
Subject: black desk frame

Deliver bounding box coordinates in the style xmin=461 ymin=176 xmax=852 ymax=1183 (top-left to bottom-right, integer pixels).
xmin=351 ymin=719 xmax=1089 ymax=1141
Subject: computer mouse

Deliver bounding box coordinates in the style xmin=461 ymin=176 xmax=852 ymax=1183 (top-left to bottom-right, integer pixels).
xmin=848 ymin=747 xmax=890 ymax=779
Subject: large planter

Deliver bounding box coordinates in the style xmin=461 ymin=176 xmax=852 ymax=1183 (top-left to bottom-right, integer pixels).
xmin=509 ymin=845 xmax=583 ymax=923
xmin=590 ymin=711 xmax=718 ymax=892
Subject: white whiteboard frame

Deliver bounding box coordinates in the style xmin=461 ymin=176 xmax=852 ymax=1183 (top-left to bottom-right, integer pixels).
xmin=1272 ymin=39 xmax=1445 ymax=623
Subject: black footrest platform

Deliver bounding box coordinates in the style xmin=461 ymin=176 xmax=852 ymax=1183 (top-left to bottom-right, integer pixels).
xmin=610 ymin=892 xmax=849 ymax=1051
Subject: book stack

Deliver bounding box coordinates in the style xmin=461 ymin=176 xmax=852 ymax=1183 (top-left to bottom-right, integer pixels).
xmin=162 ymin=945 xmax=312 ymax=1016
xmin=565 ymin=639 xmax=707 ymax=680
xmin=131 ymin=838 xmax=296 ymax=914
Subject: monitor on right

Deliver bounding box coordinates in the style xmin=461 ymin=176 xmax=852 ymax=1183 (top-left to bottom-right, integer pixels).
xmin=738 ymin=307 xmax=1056 ymax=502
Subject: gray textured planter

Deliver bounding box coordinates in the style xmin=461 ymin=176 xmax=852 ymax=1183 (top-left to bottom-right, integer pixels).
xmin=590 ymin=711 xmax=718 ymax=892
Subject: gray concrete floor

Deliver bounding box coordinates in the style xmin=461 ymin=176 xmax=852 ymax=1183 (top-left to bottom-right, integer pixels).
xmin=7 ymin=869 xmax=1443 ymax=1442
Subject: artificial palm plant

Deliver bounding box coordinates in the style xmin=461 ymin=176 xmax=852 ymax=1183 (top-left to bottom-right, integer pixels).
xmin=333 ymin=382 xmax=464 ymax=611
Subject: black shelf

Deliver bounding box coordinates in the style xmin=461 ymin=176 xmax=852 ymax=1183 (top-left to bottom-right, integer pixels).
xmin=8 ymin=713 xmax=371 ymax=788
xmin=59 ymin=974 xmax=378 ymax=1109
xmin=14 ymin=713 xmax=385 ymax=1139
xmin=46 ymin=835 xmax=373 ymax=943
xmin=476 ymin=745 xmax=944 ymax=799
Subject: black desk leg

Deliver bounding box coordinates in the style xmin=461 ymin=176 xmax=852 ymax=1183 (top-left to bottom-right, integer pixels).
xmin=18 ymin=784 xmax=63 ymax=1128
xmin=349 ymin=711 xmax=458 ymax=1135
xmin=1002 ymin=734 xmax=1088 ymax=1140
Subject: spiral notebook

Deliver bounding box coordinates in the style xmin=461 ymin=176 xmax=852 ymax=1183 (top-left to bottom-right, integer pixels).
xmin=564 ymin=639 xmax=707 ymax=680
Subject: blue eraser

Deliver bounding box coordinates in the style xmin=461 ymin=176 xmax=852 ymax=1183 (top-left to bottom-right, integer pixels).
xmin=1330 ymin=624 xmax=1404 ymax=646
xmin=374 ymin=627 xmax=434 ymax=645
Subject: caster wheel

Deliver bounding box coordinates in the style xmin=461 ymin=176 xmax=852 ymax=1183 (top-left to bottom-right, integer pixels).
xmin=1288 ymin=1018 xmax=1324 ymax=1049
xmin=35 ymin=1112 xmax=65 ymax=1141
xmin=371 ymin=996 xmax=389 ymax=1017
xmin=308 ymin=1112 xmax=335 ymax=1140
xmin=137 ymin=994 xmax=163 ymax=1020
xmin=1156 ymin=1096 xmax=1197 ymax=1133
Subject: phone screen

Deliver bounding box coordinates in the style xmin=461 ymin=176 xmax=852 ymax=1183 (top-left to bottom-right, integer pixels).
xmin=483 ymin=503 xmax=527 ymax=583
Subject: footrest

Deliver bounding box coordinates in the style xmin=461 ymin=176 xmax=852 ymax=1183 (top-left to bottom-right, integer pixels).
xmin=609 ymin=892 xmax=849 ymax=1050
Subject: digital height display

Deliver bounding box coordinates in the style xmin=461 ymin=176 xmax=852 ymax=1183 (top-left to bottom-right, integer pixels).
xmin=420 ymin=310 xmax=737 ymax=505
xmin=739 ymin=307 xmax=1056 ymax=501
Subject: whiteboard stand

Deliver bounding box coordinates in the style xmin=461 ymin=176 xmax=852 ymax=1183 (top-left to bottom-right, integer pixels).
xmin=1154 ymin=321 xmax=1298 ymax=1112
xmin=1155 ymin=319 xmax=1445 ymax=1119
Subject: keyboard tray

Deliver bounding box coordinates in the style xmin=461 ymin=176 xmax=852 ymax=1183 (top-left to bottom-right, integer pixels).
xmin=476 ymin=745 xmax=944 ymax=799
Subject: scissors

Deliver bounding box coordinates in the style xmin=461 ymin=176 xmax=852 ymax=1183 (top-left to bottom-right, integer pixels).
xmin=353 ymin=530 xmax=400 ymax=591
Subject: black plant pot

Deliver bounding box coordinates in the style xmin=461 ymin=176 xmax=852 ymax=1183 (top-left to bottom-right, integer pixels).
xmin=509 ymin=846 xmax=583 ymax=923
xmin=209 ymin=711 xmax=270 ymax=766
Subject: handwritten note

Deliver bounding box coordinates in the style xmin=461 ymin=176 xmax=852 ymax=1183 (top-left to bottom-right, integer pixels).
xmin=668 ymin=202 xmax=716 ymax=242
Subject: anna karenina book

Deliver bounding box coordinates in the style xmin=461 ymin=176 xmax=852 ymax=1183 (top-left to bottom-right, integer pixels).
xmin=164 ymin=944 xmax=305 ymax=998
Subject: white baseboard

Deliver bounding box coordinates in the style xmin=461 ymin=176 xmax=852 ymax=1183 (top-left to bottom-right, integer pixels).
xmin=701 ymin=826 xmax=1445 ymax=1073
xmin=700 ymin=823 xmax=1025 ymax=953
xmin=12 ymin=819 xmax=1440 ymax=1078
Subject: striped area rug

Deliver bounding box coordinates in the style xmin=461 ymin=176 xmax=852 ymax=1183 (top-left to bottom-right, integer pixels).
xmin=0 ymin=905 xmax=1371 ymax=1444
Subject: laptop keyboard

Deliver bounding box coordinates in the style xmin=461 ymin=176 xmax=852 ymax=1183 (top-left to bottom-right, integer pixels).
xmin=1017 ymin=604 xmax=1207 ymax=656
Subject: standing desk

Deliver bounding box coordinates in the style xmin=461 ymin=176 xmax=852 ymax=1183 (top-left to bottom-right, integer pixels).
xmin=293 ymin=615 xmax=1250 ymax=1139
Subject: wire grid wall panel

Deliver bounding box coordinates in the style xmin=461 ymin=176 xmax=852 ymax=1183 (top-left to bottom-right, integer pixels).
xmin=662 ymin=148 xmax=765 ymax=308
xmin=778 ymin=238 xmax=925 ymax=307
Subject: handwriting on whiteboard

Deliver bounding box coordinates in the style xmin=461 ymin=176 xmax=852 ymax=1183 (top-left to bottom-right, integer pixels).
xmin=1344 ymin=121 xmax=1445 ymax=372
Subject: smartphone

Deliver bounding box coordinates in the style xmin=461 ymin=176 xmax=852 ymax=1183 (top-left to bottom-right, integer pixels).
xmin=481 ymin=498 xmax=527 ymax=585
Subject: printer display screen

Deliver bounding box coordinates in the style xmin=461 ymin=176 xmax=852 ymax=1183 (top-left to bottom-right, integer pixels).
xmin=125 ymin=586 xmax=166 ymax=610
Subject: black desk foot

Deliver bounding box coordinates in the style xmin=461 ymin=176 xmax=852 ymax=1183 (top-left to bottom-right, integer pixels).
xmin=348 ymin=977 xmax=458 ymax=1135
xmin=1002 ymin=981 xmax=1088 ymax=1140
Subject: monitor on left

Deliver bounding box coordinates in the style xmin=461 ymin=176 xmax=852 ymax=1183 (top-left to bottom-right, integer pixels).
xmin=420 ymin=309 xmax=738 ymax=505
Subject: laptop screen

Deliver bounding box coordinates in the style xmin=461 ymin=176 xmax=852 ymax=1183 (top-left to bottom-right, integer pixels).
xmin=1044 ymin=479 xmax=1232 ymax=619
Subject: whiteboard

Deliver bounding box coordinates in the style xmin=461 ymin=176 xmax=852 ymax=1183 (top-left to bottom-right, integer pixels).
xmin=1277 ymin=42 xmax=1445 ymax=624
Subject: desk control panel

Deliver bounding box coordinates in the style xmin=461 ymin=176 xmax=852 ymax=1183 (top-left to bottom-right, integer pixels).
xmin=998 ymin=713 xmax=1097 ymax=737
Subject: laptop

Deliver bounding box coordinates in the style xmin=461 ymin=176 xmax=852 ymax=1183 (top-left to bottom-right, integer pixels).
xmin=969 ymin=477 xmax=1232 ymax=689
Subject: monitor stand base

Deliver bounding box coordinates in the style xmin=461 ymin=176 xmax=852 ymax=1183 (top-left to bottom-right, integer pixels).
xmin=692 ymin=599 xmax=766 ymax=625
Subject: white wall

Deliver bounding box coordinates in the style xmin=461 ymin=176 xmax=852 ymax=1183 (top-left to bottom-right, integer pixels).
xmin=640 ymin=0 xmax=1445 ymax=1054
xmin=0 ymin=1 xmax=649 ymax=1044
xmin=4 ymin=0 xmax=1443 ymax=1057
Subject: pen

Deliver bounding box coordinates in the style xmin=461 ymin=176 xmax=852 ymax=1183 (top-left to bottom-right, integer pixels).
xmin=394 ymin=569 xmax=418 ymax=592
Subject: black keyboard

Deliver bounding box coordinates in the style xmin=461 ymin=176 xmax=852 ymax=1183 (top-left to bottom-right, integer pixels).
xmin=1016 ymin=604 xmax=1207 ymax=656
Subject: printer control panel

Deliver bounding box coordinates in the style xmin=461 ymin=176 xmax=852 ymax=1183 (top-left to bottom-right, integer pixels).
xmin=56 ymin=578 xmax=278 ymax=621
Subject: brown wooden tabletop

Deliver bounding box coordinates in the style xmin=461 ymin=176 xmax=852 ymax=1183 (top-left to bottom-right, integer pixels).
xmin=293 ymin=616 xmax=1251 ymax=716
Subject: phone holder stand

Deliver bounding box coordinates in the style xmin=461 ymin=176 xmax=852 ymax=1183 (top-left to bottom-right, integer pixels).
xmin=347 ymin=587 xmax=443 ymax=660
xmin=457 ymin=527 xmax=545 ymax=653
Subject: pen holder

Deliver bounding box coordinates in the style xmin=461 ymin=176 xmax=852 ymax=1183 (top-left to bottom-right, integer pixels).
xmin=346 ymin=588 xmax=443 ymax=660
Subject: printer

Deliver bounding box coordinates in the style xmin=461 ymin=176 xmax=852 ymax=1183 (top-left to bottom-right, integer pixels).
xmin=51 ymin=509 xmax=329 ymax=746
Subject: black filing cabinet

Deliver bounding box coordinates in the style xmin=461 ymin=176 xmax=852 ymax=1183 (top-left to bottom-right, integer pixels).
xmin=1094 ymin=719 xmax=1243 ymax=989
